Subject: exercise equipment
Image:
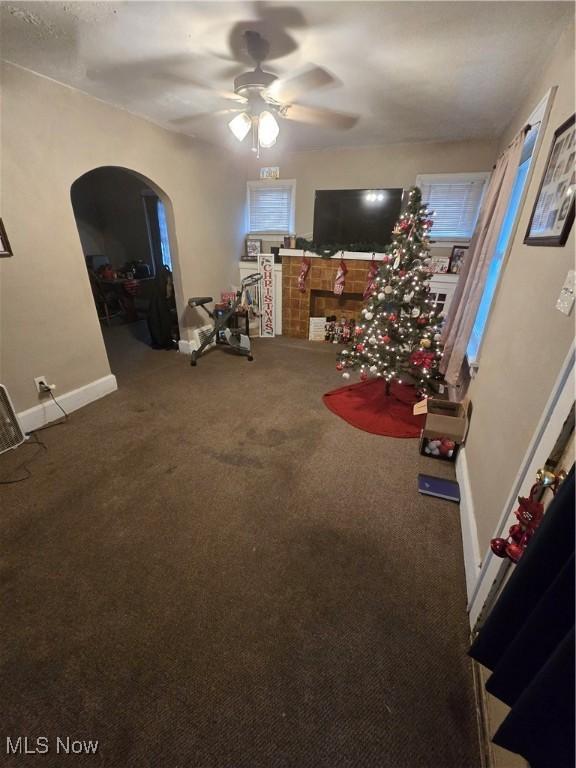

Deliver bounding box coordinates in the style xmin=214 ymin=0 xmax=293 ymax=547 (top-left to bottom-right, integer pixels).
xmin=187 ymin=272 xmax=262 ymax=366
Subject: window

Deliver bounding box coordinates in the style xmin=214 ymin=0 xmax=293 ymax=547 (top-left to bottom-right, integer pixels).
xmin=416 ymin=173 xmax=489 ymax=241
xmin=247 ymin=180 xmax=295 ymax=235
xmin=466 ymin=90 xmax=550 ymax=366
xmin=157 ymin=200 xmax=172 ymax=271
xmin=428 ymin=291 xmax=448 ymax=315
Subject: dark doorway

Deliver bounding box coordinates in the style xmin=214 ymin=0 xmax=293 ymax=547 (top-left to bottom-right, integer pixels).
xmin=71 ymin=167 xmax=180 ymax=381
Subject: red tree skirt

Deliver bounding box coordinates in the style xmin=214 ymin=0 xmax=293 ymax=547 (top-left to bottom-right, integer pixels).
xmin=323 ymin=379 xmax=425 ymax=438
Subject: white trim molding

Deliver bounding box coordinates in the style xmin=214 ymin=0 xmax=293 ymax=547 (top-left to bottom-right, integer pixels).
xmin=455 ymin=447 xmax=482 ymax=603
xmin=468 ymin=341 xmax=575 ymax=630
xmin=17 ymin=374 xmax=117 ymax=434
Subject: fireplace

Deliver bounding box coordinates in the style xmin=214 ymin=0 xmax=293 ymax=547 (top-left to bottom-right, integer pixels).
xmin=282 ymin=255 xmax=370 ymax=338
xmin=310 ymin=290 xmax=364 ymax=322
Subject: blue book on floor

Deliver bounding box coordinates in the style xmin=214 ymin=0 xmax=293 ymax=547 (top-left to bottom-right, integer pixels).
xmin=418 ymin=474 xmax=460 ymax=503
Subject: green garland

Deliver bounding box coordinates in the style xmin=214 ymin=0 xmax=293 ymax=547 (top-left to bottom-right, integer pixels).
xmin=294 ymin=237 xmax=390 ymax=259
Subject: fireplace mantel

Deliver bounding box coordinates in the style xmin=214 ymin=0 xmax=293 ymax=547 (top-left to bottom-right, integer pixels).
xmin=238 ymin=256 xmax=459 ymax=340
xmin=279 ymin=248 xmax=385 ymax=262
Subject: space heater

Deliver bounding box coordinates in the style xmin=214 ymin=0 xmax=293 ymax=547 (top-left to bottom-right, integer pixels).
xmin=191 ymin=325 xmax=217 ymax=351
xmin=0 ymin=384 xmax=26 ymax=454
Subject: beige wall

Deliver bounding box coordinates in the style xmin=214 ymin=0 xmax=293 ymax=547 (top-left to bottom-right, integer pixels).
xmin=465 ymin=22 xmax=575 ymax=551
xmin=245 ymin=138 xmax=498 ymax=240
xmin=0 ymin=63 xmax=246 ymax=412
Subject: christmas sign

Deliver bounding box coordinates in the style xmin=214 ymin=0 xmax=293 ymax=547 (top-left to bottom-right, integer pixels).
xmin=258 ymin=254 xmax=275 ymax=337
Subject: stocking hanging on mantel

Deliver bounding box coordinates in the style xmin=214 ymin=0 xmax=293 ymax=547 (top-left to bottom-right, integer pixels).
xmin=298 ymin=256 xmax=311 ymax=292
xmin=363 ymin=255 xmax=379 ymax=300
xmin=334 ymin=258 xmax=347 ymax=296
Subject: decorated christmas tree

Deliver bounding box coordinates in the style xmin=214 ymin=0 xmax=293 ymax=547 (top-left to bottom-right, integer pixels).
xmin=337 ymin=187 xmax=444 ymax=395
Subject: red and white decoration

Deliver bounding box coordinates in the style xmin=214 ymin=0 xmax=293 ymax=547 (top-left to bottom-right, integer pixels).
xmin=333 ymin=258 xmax=348 ymax=296
xmin=298 ymin=256 xmax=311 ymax=292
xmin=363 ymin=257 xmax=379 ymax=300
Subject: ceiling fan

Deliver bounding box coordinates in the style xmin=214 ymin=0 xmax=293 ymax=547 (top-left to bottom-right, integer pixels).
xmin=177 ymin=30 xmax=359 ymax=156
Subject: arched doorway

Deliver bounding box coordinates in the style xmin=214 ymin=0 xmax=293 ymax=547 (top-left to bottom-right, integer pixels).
xmin=70 ymin=166 xmax=180 ymax=380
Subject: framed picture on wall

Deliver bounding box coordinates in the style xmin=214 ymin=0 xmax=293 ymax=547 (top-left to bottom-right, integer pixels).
xmin=448 ymin=245 xmax=468 ymax=274
xmin=524 ymin=114 xmax=575 ymax=246
xmin=244 ymin=237 xmax=262 ymax=262
xmin=428 ymin=253 xmax=450 ymax=274
xmin=0 ymin=218 xmax=13 ymax=257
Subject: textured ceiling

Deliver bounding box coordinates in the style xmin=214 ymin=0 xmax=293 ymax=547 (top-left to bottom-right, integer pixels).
xmin=1 ymin=1 xmax=572 ymax=151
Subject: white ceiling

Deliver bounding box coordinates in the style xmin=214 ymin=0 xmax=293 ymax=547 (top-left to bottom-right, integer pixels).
xmin=1 ymin=1 xmax=572 ymax=151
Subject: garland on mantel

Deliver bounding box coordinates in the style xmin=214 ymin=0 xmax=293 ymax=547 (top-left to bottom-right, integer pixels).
xmin=294 ymin=237 xmax=389 ymax=259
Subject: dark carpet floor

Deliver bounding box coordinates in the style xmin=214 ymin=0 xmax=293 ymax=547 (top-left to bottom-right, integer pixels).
xmin=1 ymin=328 xmax=481 ymax=768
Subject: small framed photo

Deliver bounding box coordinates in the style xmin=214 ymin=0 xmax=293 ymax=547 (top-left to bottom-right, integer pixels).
xmin=428 ymin=253 xmax=450 ymax=274
xmin=0 ymin=219 xmax=13 ymax=257
xmin=244 ymin=238 xmax=262 ymax=261
xmin=449 ymin=245 xmax=468 ymax=274
xmin=525 ymin=114 xmax=575 ymax=246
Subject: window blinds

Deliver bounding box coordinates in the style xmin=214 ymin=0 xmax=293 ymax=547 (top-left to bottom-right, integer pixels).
xmin=248 ymin=183 xmax=294 ymax=234
xmin=418 ymin=175 xmax=487 ymax=240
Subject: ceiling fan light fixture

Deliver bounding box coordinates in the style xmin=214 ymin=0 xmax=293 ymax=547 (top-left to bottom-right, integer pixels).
xmin=258 ymin=110 xmax=279 ymax=148
xmin=228 ymin=112 xmax=252 ymax=142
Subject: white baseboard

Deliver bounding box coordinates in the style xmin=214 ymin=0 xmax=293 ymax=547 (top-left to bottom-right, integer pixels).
xmin=17 ymin=374 xmax=118 ymax=434
xmin=455 ymin=447 xmax=482 ymax=605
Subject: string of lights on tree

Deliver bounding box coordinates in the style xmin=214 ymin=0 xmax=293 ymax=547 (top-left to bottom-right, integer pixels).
xmin=337 ymin=186 xmax=444 ymax=394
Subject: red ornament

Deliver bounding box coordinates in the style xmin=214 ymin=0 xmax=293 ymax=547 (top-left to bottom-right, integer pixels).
xmin=438 ymin=438 xmax=455 ymax=457
xmin=382 ymin=335 xmax=391 ymax=344
xmin=389 ymin=314 xmax=397 ymax=322
xmin=490 ymin=484 xmax=546 ymax=563
xmin=509 ymin=523 xmax=524 ymax=543
xmin=356 ymin=343 xmax=364 ymax=352
xmin=398 ymin=270 xmax=406 ymax=277
xmin=490 ymin=538 xmax=508 ymax=557
xmin=417 ymin=316 xmax=429 ymax=325
xmin=336 ymin=362 xmax=344 ymax=371
xmin=506 ymin=542 xmax=524 ymax=563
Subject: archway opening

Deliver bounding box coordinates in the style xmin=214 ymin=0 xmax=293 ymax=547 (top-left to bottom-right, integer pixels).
xmin=71 ymin=166 xmax=180 ymax=380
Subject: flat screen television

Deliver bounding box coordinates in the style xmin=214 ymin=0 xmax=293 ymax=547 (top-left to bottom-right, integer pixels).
xmin=313 ymin=188 xmax=404 ymax=247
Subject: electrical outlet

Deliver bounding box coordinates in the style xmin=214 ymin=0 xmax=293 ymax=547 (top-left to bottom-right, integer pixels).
xmin=556 ymin=270 xmax=575 ymax=316
xmin=34 ymin=376 xmax=54 ymax=393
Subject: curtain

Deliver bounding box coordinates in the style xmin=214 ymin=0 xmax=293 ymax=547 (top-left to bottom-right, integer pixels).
xmin=440 ymin=131 xmax=526 ymax=385
xmin=469 ymin=465 xmax=575 ymax=768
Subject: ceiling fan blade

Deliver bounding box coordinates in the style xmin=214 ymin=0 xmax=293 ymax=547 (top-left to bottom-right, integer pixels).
xmin=283 ymin=104 xmax=359 ymax=130
xmin=212 ymin=88 xmax=248 ymax=104
xmin=87 ymin=56 xmax=247 ymax=104
xmin=269 ymin=65 xmax=335 ymax=104
xmin=170 ymin=108 xmax=242 ymax=126
xmin=216 ymin=63 xmax=246 ymax=80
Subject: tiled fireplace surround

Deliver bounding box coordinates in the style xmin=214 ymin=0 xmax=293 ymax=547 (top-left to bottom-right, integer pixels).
xmin=282 ymin=255 xmax=370 ymax=339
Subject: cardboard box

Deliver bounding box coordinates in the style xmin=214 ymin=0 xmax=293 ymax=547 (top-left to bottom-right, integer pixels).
xmin=413 ymin=398 xmax=470 ymax=462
